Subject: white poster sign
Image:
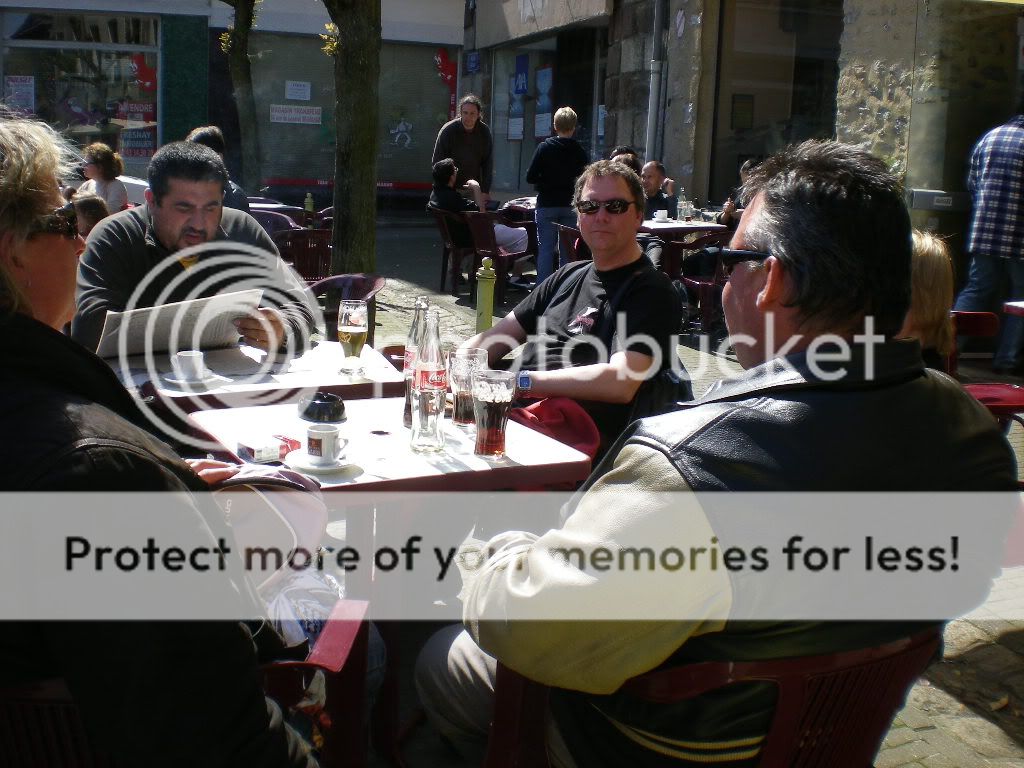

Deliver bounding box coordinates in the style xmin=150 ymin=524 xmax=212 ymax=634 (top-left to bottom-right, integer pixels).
xmin=270 ymin=104 xmax=322 ymax=125
xmin=285 ymin=80 xmax=311 ymax=101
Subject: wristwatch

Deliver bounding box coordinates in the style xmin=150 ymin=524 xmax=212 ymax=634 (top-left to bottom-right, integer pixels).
xmin=516 ymin=370 xmax=533 ymax=394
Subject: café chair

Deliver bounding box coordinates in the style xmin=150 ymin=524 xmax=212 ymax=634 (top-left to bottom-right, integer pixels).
xmin=316 ymin=207 xmax=334 ymax=229
xmin=949 ymin=310 xmax=1024 ymax=434
xmin=251 ymin=209 xmax=303 ymax=236
xmin=273 ymin=228 xmax=333 ymax=284
xmin=484 ymin=626 xmax=942 ymax=768
xmin=0 ymin=599 xmax=372 ymax=768
xmin=428 ymin=207 xmax=477 ymax=295
xmin=378 ymin=344 xmax=406 ymax=372
xmin=309 ymin=273 xmax=386 ymax=346
xmin=555 ymin=223 xmax=590 ymax=263
xmin=247 ymin=196 xmax=284 ymax=205
xmin=463 ymin=211 xmax=531 ymax=305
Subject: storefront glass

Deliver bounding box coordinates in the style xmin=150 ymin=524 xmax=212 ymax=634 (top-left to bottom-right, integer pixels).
xmin=0 ymin=11 xmax=159 ymax=178
xmin=708 ymin=0 xmax=842 ymax=202
xmin=248 ymin=32 xmax=458 ymax=193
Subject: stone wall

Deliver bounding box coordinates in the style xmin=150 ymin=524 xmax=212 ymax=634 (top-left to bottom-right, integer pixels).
xmin=605 ymin=0 xmax=655 ymax=152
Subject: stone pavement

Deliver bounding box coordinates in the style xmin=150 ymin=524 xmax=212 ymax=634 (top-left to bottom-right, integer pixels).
xmin=369 ymin=219 xmax=1024 ymax=767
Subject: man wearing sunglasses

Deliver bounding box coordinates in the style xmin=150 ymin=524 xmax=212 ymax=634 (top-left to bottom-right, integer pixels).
xmin=459 ymin=159 xmax=684 ymax=449
xmin=419 ymin=141 xmax=1014 ymax=767
xmin=72 ymin=142 xmax=314 ymax=353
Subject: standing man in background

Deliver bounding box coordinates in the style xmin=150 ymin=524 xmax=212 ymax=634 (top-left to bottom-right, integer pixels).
xmin=953 ymin=111 xmax=1024 ymax=373
xmin=185 ymin=125 xmax=250 ymax=213
xmin=432 ymin=94 xmax=493 ymax=206
xmin=526 ymin=106 xmax=589 ymax=284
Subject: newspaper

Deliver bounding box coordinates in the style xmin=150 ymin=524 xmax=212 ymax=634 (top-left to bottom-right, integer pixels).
xmin=95 ymin=289 xmax=264 ymax=358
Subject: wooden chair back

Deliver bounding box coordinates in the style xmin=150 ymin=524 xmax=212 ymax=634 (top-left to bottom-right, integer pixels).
xmin=273 ymin=228 xmax=333 ymax=284
xmin=309 ymin=273 xmax=386 ymax=346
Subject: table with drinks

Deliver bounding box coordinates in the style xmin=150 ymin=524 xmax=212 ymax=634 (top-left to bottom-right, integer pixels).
xmin=639 ymin=218 xmax=727 ymax=238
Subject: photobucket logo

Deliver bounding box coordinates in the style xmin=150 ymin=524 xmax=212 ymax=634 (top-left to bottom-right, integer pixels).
xmin=112 ymin=243 xmax=323 ymax=452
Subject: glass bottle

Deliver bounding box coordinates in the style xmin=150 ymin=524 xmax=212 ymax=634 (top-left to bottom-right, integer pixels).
xmin=403 ymin=296 xmax=429 ymax=427
xmin=410 ymin=308 xmax=447 ymax=452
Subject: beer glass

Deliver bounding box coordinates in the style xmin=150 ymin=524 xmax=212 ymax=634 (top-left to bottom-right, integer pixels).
xmin=472 ymin=368 xmax=516 ymax=458
xmin=449 ymin=348 xmax=487 ymax=428
xmin=338 ymin=300 xmax=368 ymax=374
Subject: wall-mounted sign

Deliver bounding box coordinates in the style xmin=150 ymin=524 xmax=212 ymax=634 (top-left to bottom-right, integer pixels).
xmin=285 ymin=80 xmax=312 ymax=101
xmin=534 ymin=66 xmax=553 ymax=138
xmin=270 ymin=104 xmax=322 ymax=125
xmin=465 ymin=50 xmax=481 ymax=74
xmin=508 ymin=54 xmax=528 ymax=141
xmin=120 ymin=126 xmax=157 ymax=159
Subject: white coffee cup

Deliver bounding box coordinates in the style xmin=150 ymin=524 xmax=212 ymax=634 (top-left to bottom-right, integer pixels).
xmin=654 ymin=209 xmax=669 ymax=221
xmin=172 ymin=350 xmax=206 ymax=381
xmin=307 ymin=424 xmax=347 ymax=466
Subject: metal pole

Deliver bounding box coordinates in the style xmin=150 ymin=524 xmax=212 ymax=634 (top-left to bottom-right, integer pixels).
xmin=644 ymin=0 xmax=667 ymax=160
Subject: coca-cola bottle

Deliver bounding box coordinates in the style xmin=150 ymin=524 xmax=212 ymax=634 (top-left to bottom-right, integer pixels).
xmin=410 ymin=308 xmax=447 ymax=452
xmin=402 ymin=296 xmax=429 ymax=428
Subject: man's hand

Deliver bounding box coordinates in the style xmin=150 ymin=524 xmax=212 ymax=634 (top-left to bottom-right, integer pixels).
xmin=234 ymin=307 xmax=288 ymax=350
xmin=662 ymin=177 xmax=676 ymax=196
xmin=463 ymin=179 xmax=487 ymax=210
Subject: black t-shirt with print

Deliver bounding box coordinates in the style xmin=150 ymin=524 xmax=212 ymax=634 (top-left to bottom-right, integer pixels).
xmin=511 ymin=255 xmax=682 ymax=440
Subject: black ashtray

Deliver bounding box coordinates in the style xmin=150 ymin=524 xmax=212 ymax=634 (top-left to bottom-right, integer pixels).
xmin=298 ymin=392 xmax=346 ymax=423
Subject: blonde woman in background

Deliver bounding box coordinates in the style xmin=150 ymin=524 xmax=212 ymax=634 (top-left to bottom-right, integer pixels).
xmin=900 ymin=229 xmax=955 ymax=371
xmin=78 ymin=141 xmax=128 ymax=211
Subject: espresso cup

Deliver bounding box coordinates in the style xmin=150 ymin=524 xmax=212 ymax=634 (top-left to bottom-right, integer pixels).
xmin=172 ymin=350 xmax=206 ymax=381
xmin=654 ymin=209 xmax=669 ymax=222
xmin=307 ymin=424 xmax=346 ymax=466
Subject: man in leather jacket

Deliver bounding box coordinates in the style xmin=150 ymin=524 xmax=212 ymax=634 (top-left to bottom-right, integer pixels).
xmin=415 ymin=140 xmax=1017 ymax=766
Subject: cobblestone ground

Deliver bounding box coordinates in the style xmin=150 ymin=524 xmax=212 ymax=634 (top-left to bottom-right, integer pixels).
xmin=371 ymin=220 xmax=1024 ymax=767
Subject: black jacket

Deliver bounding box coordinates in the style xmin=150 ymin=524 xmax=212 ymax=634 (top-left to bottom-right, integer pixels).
xmin=526 ymin=136 xmax=589 ymax=208
xmin=0 ymin=312 xmax=316 ymax=767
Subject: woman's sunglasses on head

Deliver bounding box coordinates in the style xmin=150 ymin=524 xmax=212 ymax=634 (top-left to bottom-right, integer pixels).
xmin=574 ymin=198 xmax=636 ymax=215
xmin=27 ymin=203 xmax=78 ymax=240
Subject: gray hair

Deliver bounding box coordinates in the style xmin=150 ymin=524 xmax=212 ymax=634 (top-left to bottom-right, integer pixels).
xmin=740 ymin=140 xmax=912 ymax=336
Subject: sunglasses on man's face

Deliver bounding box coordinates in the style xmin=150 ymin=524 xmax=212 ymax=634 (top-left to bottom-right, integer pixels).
xmin=27 ymin=203 xmax=78 ymax=240
xmin=717 ymin=247 xmax=771 ymax=276
xmin=574 ymin=198 xmax=636 ymax=215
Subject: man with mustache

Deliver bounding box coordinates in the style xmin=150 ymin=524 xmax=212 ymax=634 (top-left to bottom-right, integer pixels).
xmin=73 ymin=141 xmax=312 ymax=352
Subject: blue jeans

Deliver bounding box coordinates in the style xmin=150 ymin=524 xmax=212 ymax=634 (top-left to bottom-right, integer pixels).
xmin=954 ymin=252 xmax=1024 ymax=367
xmin=535 ymin=206 xmax=578 ymax=284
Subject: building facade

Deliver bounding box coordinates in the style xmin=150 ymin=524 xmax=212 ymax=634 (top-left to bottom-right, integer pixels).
xmin=462 ymin=0 xmax=1024 ymax=263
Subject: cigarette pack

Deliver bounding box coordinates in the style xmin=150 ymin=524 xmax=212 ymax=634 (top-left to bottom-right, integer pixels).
xmin=237 ymin=435 xmax=300 ymax=464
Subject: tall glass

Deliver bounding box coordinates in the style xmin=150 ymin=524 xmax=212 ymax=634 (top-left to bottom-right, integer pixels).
xmin=472 ymin=368 xmax=516 ymax=458
xmin=338 ymin=300 xmax=368 ymax=374
xmin=449 ymin=348 xmax=487 ymax=428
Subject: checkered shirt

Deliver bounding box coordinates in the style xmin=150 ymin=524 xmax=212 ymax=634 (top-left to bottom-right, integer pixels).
xmin=967 ymin=115 xmax=1024 ymax=259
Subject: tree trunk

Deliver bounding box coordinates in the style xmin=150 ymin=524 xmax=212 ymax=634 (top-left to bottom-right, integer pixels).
xmin=223 ymin=0 xmax=262 ymax=193
xmin=322 ymin=0 xmax=381 ymax=274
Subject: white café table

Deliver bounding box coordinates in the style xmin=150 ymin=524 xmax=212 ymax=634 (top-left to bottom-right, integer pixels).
xmin=639 ymin=219 xmax=727 ymax=239
xmin=111 ymin=341 xmax=405 ymax=412
xmin=188 ymin=397 xmax=592 ymax=492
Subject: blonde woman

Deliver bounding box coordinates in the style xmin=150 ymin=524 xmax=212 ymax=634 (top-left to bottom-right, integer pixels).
xmin=899 ymin=229 xmax=955 ymax=370
xmin=78 ymin=141 xmax=129 ymax=211
xmin=0 ymin=115 xmax=316 ymax=766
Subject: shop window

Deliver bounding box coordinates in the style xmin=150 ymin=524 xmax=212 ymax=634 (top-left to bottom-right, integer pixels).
xmin=709 ymin=0 xmax=842 ymax=202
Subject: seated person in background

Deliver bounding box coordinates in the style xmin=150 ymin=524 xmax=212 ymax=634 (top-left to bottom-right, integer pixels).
xmin=641 ymin=161 xmax=678 ymax=220
xmin=73 ymin=141 xmax=313 ymax=353
xmin=898 ymin=229 xmax=955 ymax=371
xmin=0 ymin=113 xmax=318 ymax=768
xmin=417 ymin=140 xmax=1016 ymax=768
xmin=461 ymin=159 xmax=684 ymax=445
xmin=71 ymin=193 xmax=110 ymax=238
xmin=717 ymin=158 xmax=757 ymax=230
xmin=78 ymin=142 xmax=129 ymax=212
xmin=186 ymin=124 xmax=250 ymax=212
xmin=608 ymin=145 xmax=642 ymax=176
xmin=427 ymin=157 xmax=528 ymax=266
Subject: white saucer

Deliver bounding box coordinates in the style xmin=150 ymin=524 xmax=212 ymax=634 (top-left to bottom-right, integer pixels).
xmin=284 ymin=449 xmax=351 ymax=474
xmin=161 ymin=370 xmax=227 ymax=388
